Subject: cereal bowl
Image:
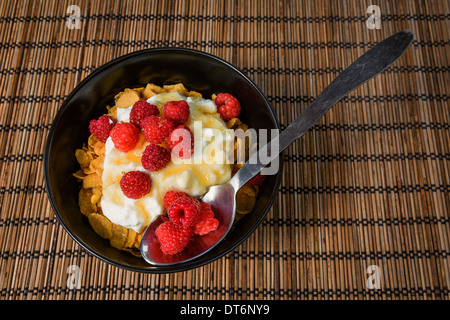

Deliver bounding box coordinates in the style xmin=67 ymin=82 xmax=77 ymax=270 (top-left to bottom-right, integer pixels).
xmin=44 ymin=48 xmax=283 ymax=273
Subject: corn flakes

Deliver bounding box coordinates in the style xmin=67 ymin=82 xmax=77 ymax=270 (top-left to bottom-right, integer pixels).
xmin=73 ymin=82 xmax=260 ymax=257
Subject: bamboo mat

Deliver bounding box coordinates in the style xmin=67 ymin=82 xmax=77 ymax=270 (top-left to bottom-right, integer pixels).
xmin=0 ymin=0 xmax=449 ymax=300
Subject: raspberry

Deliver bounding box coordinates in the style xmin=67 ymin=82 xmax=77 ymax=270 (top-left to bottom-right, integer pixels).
xmin=155 ymin=220 xmax=193 ymax=255
xmin=167 ymin=196 xmax=201 ymax=227
xmin=193 ymin=202 xmax=219 ymax=235
xmin=130 ymin=100 xmax=159 ymax=128
xmin=89 ymin=115 xmax=116 ymax=143
xmin=141 ymin=144 xmax=171 ymax=172
xmin=163 ymin=100 xmax=190 ymax=124
xmin=168 ymin=125 xmax=194 ymax=159
xmin=109 ymin=122 xmax=141 ymax=152
xmin=119 ymin=170 xmax=152 ymax=199
xmin=247 ymin=173 xmax=266 ymax=186
xmin=194 ymin=216 xmax=219 ymax=236
xmin=199 ymin=202 xmax=215 ymax=220
xmin=141 ymin=115 xmax=175 ymax=144
xmin=214 ymin=93 xmax=241 ymax=120
xmin=163 ymin=191 xmax=189 ymax=210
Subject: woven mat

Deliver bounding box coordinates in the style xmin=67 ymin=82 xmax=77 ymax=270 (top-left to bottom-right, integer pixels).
xmin=0 ymin=0 xmax=449 ymax=300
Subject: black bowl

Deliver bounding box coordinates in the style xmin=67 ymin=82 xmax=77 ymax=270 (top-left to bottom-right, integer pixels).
xmin=44 ymin=48 xmax=283 ymax=273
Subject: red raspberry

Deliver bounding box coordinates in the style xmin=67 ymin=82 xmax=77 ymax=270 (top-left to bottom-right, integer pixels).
xmin=199 ymin=202 xmax=214 ymax=220
xmin=163 ymin=191 xmax=189 ymax=210
xmin=215 ymin=93 xmax=241 ymax=120
xmin=130 ymin=100 xmax=159 ymax=128
xmin=168 ymin=125 xmax=194 ymax=159
xmin=89 ymin=115 xmax=116 ymax=143
xmin=109 ymin=122 xmax=141 ymax=152
xmin=194 ymin=217 xmax=219 ymax=236
xmin=163 ymin=100 xmax=190 ymax=124
xmin=155 ymin=220 xmax=193 ymax=255
xmin=141 ymin=144 xmax=171 ymax=172
xmin=193 ymin=202 xmax=219 ymax=235
xmin=247 ymin=173 xmax=266 ymax=186
xmin=119 ymin=171 xmax=152 ymax=199
xmin=167 ymin=196 xmax=201 ymax=227
xmin=141 ymin=115 xmax=175 ymax=144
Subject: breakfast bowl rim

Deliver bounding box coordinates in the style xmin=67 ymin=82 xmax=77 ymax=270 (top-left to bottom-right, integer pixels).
xmin=44 ymin=47 xmax=284 ymax=273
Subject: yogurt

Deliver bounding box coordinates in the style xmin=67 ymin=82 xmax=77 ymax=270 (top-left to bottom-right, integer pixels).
xmin=100 ymin=92 xmax=233 ymax=233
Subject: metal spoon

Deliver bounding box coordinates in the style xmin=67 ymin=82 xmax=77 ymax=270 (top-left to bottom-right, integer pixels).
xmin=141 ymin=30 xmax=414 ymax=266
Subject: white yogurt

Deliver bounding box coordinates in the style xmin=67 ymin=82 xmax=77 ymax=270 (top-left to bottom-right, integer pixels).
xmin=100 ymin=92 xmax=233 ymax=233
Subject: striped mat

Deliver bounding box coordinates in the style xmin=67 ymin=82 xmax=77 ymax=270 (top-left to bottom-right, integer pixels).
xmin=0 ymin=0 xmax=449 ymax=300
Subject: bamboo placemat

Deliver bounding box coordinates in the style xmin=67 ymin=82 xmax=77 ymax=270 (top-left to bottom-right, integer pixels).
xmin=0 ymin=0 xmax=449 ymax=300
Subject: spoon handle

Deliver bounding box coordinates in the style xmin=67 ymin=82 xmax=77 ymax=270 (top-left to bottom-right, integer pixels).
xmin=230 ymin=30 xmax=414 ymax=191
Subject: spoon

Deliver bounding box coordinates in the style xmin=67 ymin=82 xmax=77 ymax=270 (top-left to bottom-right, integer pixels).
xmin=141 ymin=30 xmax=414 ymax=266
